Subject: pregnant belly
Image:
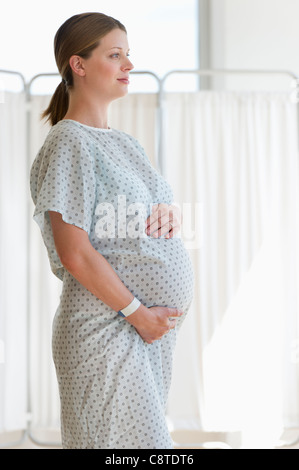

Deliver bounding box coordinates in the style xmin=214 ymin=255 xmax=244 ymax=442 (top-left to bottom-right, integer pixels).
xmin=115 ymin=237 xmax=194 ymax=313
xmin=55 ymin=237 xmax=194 ymax=375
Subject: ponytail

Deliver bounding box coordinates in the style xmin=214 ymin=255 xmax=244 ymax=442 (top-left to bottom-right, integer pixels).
xmin=41 ymin=79 xmax=69 ymax=126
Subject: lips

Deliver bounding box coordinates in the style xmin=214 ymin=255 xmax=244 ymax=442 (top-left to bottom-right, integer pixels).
xmin=117 ymin=78 xmax=130 ymax=84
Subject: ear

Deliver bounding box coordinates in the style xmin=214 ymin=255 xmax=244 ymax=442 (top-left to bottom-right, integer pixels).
xmin=69 ymin=55 xmax=86 ymax=78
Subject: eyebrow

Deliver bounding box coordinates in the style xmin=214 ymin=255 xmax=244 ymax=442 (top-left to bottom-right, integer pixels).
xmin=108 ymin=47 xmax=130 ymax=51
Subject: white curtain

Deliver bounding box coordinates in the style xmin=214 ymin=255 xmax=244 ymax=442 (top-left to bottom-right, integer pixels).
xmin=165 ymin=92 xmax=299 ymax=446
xmin=0 ymin=92 xmax=27 ymax=431
xmin=1 ymin=89 xmax=298 ymax=446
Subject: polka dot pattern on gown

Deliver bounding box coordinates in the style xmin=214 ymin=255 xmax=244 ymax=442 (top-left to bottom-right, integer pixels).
xmin=30 ymin=119 xmax=194 ymax=449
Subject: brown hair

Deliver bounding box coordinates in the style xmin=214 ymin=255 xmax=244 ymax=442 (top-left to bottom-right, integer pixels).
xmin=42 ymin=12 xmax=127 ymax=126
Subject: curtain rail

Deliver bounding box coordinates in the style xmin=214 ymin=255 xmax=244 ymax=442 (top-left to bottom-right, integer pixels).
xmin=25 ymin=70 xmax=161 ymax=95
xmin=162 ymin=67 xmax=299 ymax=81
xmin=1 ymin=67 xmax=298 ymax=449
xmin=1 ymin=67 xmax=298 ymax=175
xmin=0 ymin=69 xmax=26 ymax=90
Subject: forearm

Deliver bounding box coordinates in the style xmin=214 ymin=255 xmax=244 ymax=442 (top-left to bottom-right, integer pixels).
xmin=62 ymin=242 xmax=142 ymax=314
xmin=49 ymin=211 xmax=146 ymax=320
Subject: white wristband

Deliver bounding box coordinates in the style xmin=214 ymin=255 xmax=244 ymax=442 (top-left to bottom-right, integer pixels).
xmin=118 ymin=297 xmax=141 ymax=317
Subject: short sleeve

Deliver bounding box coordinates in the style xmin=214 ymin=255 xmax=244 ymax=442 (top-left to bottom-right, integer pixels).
xmin=30 ymin=124 xmax=96 ymax=280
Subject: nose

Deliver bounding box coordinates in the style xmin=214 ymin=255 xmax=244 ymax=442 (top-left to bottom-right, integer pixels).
xmin=122 ymin=57 xmax=134 ymax=72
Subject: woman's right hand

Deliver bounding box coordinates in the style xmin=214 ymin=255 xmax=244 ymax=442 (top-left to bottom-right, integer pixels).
xmin=125 ymin=305 xmax=184 ymax=344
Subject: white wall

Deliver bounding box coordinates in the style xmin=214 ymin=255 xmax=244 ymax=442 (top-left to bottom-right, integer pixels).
xmin=208 ymin=0 xmax=299 ymax=92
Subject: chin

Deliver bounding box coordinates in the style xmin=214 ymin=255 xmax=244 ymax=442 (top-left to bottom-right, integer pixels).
xmin=112 ymin=88 xmax=129 ymax=101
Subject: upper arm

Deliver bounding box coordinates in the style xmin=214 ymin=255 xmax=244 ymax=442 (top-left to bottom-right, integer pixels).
xmin=30 ymin=126 xmax=97 ymax=280
xmin=49 ymin=211 xmax=92 ymax=269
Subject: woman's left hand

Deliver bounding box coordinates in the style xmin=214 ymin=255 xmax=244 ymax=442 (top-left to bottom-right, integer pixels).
xmin=145 ymin=203 xmax=182 ymax=239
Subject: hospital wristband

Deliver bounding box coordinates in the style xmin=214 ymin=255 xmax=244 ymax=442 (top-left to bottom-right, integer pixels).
xmin=118 ymin=297 xmax=141 ymax=317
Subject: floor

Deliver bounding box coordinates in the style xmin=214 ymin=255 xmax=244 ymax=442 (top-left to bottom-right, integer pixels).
xmin=1 ymin=428 xmax=299 ymax=449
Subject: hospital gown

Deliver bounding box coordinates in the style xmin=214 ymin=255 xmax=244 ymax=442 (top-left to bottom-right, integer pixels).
xmin=30 ymin=119 xmax=194 ymax=449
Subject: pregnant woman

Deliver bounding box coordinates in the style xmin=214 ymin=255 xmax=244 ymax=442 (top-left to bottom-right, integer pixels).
xmin=30 ymin=12 xmax=194 ymax=449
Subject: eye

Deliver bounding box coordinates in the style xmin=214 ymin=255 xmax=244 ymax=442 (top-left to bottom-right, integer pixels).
xmin=111 ymin=53 xmax=120 ymax=58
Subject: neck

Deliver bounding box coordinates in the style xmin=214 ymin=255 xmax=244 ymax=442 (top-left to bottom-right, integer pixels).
xmin=63 ymin=90 xmax=110 ymax=129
